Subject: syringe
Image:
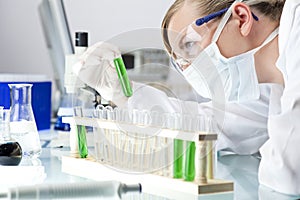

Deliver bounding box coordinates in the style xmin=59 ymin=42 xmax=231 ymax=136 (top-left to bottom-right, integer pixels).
xmin=0 ymin=181 xmax=141 ymax=200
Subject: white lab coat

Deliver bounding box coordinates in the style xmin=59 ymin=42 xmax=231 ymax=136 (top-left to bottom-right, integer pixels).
xmin=259 ymin=0 xmax=300 ymax=195
xmin=185 ymin=84 xmax=273 ymax=155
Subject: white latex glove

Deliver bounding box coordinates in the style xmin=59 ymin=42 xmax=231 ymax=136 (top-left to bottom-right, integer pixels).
xmin=73 ymin=42 xmax=128 ymax=106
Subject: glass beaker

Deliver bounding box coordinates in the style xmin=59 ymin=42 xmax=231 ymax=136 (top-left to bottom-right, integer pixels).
xmin=0 ymin=108 xmax=22 ymax=165
xmin=9 ymin=84 xmax=41 ymax=158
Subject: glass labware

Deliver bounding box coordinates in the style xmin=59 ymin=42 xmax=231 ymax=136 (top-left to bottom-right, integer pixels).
xmin=173 ymin=113 xmax=183 ymax=178
xmin=0 ymin=108 xmax=22 ymax=166
xmin=9 ymin=84 xmax=41 ymax=158
xmin=73 ymin=107 xmax=88 ymax=158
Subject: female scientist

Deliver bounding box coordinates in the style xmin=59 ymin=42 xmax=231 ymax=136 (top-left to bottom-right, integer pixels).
xmin=161 ymin=0 xmax=300 ymax=194
xmin=73 ymin=0 xmax=300 ymax=195
xmin=73 ymin=1 xmax=280 ymax=156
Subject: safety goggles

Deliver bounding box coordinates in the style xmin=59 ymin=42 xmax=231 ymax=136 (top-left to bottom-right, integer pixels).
xmin=171 ymin=7 xmax=259 ymax=71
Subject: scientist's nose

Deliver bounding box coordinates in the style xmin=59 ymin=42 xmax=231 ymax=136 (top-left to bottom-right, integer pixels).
xmin=174 ymin=57 xmax=191 ymax=71
xmin=181 ymin=63 xmax=191 ymax=70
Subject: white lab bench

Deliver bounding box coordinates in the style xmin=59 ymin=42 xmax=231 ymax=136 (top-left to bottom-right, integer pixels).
xmin=1 ymin=128 xmax=298 ymax=200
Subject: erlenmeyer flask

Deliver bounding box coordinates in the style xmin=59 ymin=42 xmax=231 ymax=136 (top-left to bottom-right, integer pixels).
xmin=9 ymin=84 xmax=41 ymax=158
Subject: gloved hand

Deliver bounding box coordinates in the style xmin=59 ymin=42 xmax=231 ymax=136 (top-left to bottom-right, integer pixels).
xmin=73 ymin=42 xmax=128 ymax=107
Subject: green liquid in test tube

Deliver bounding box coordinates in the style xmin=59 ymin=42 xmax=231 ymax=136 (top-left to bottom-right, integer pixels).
xmin=184 ymin=141 xmax=196 ymax=181
xmin=173 ymin=139 xmax=184 ymax=178
xmin=114 ymin=57 xmax=133 ymax=97
xmin=77 ymin=125 xmax=88 ymax=158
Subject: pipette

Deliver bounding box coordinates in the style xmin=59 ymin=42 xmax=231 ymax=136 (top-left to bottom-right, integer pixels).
xmin=0 ymin=181 xmax=141 ymax=200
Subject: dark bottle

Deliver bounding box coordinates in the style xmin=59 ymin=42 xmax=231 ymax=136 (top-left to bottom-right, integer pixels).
xmin=0 ymin=142 xmax=22 ymax=166
xmin=0 ymin=108 xmax=22 ymax=166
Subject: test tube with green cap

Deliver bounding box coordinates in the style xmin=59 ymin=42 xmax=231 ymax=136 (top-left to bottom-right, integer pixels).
xmin=114 ymin=57 xmax=133 ymax=97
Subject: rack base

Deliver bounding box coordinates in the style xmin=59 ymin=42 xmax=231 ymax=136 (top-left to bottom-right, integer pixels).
xmin=61 ymin=155 xmax=233 ymax=199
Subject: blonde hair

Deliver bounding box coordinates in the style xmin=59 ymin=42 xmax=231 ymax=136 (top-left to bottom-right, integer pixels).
xmin=161 ymin=0 xmax=286 ymax=55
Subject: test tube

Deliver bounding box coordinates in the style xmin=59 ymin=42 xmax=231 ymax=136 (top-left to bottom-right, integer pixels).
xmin=183 ymin=114 xmax=196 ymax=181
xmin=114 ymin=57 xmax=133 ymax=97
xmin=150 ymin=111 xmax=163 ymax=127
xmin=145 ymin=137 xmax=152 ymax=172
xmin=114 ymin=107 xmax=122 ymax=154
xmin=206 ymin=116 xmax=214 ymax=179
xmin=132 ymin=109 xmax=140 ymax=125
xmin=105 ymin=106 xmax=118 ymax=165
xmin=150 ymin=111 xmax=164 ymax=173
xmin=166 ymin=113 xmax=177 ymax=176
xmin=195 ymin=115 xmax=210 ymax=184
xmin=106 ymin=106 xmax=115 ymax=121
xmin=113 ymin=107 xmax=121 ymax=166
xmin=121 ymin=109 xmax=131 ymax=123
xmin=161 ymin=113 xmax=169 ymax=176
xmin=95 ymin=105 xmax=106 ymax=119
xmin=196 ymin=141 xmax=208 ymax=184
xmin=94 ymin=105 xmax=106 ymax=162
xmin=73 ymin=107 xmax=88 ymax=158
xmin=126 ymin=138 xmax=134 ymax=170
xmin=141 ymin=110 xmax=152 ymax=172
xmin=114 ymin=107 xmax=121 ymax=121
xmin=184 ymin=141 xmax=196 ymax=181
xmin=173 ymin=113 xmax=184 ymax=179
xmin=149 ymin=146 xmax=156 ymax=173
xmin=138 ymin=137 xmax=145 ymax=172
xmin=142 ymin=110 xmax=151 ymax=126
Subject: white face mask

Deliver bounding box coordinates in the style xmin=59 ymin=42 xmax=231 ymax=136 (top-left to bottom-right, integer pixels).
xmin=182 ymin=2 xmax=279 ymax=102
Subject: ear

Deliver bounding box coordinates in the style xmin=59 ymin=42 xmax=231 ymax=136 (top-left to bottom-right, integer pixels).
xmin=231 ymin=3 xmax=254 ymax=36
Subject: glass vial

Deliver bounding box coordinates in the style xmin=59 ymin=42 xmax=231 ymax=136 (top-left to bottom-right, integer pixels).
xmin=73 ymin=107 xmax=88 ymax=158
xmin=173 ymin=139 xmax=184 ymax=178
xmin=9 ymin=84 xmax=41 ymax=158
xmin=113 ymin=57 xmax=133 ymax=97
xmin=184 ymin=141 xmax=196 ymax=181
xmin=0 ymin=108 xmax=22 ymax=166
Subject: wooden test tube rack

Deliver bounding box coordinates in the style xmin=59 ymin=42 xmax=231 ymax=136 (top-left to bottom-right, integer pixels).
xmin=62 ymin=117 xmax=233 ymax=197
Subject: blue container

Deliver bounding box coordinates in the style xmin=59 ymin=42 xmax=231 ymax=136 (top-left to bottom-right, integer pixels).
xmin=0 ymin=75 xmax=52 ymax=130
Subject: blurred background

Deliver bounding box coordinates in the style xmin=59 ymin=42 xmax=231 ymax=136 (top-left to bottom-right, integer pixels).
xmin=0 ymin=0 xmax=197 ymax=124
xmin=0 ymin=0 xmax=173 ymax=74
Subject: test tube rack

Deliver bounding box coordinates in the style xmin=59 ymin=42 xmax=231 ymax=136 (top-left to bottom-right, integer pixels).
xmin=62 ymin=116 xmax=233 ymax=198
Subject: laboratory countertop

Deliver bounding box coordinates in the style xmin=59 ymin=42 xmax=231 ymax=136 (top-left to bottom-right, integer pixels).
xmin=1 ymin=128 xmax=299 ymax=200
